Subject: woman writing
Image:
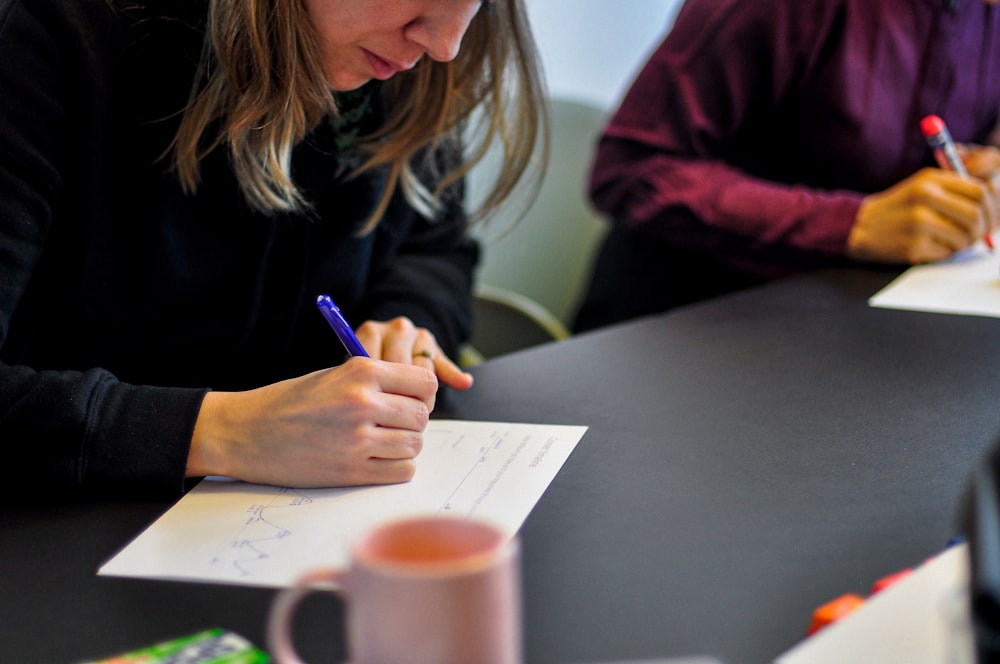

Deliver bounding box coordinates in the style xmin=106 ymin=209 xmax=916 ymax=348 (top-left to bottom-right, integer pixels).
xmin=0 ymin=0 xmax=546 ymax=499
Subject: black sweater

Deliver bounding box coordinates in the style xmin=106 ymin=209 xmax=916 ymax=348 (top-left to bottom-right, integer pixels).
xmin=0 ymin=0 xmax=478 ymax=500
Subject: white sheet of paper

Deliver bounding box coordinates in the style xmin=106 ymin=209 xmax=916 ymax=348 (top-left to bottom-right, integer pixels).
xmin=868 ymin=240 xmax=1000 ymax=318
xmin=99 ymin=420 xmax=587 ymax=588
xmin=774 ymin=543 xmax=974 ymax=664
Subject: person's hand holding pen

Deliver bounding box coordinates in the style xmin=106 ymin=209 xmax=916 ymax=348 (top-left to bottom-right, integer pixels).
xmin=848 ymin=164 xmax=999 ymax=265
xmin=182 ymin=294 xmax=473 ymax=489
xmin=848 ymin=115 xmax=1000 ymax=265
xmin=187 ymin=359 xmax=438 ymax=487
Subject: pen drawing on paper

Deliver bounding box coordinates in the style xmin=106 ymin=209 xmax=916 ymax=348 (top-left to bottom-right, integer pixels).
xmin=208 ymin=487 xmax=312 ymax=578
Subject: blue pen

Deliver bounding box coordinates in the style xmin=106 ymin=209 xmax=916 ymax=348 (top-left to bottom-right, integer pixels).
xmin=315 ymin=294 xmax=369 ymax=357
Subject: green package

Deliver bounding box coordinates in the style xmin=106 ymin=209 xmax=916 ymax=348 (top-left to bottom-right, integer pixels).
xmin=83 ymin=628 xmax=270 ymax=664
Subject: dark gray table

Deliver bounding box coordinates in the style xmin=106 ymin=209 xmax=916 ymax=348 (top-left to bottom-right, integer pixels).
xmin=4 ymin=268 xmax=1000 ymax=664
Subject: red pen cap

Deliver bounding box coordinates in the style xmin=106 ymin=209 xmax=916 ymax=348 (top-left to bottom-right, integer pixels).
xmin=920 ymin=114 xmax=946 ymax=138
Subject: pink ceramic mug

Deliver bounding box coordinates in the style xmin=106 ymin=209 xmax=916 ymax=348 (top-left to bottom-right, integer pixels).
xmin=267 ymin=515 xmax=522 ymax=664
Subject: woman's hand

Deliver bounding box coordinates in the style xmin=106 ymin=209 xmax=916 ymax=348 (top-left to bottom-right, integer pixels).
xmin=848 ymin=166 xmax=996 ymax=264
xmin=187 ymin=358 xmax=439 ymax=487
xmin=356 ymin=316 xmax=474 ymax=391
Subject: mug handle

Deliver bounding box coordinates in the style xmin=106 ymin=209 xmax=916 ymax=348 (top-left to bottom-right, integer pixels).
xmin=267 ymin=568 xmax=345 ymax=664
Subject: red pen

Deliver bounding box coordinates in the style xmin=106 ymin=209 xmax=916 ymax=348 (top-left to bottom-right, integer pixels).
xmin=920 ymin=114 xmax=994 ymax=251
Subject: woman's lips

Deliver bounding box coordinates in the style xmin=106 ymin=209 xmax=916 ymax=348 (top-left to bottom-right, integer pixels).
xmin=364 ymin=50 xmax=404 ymax=80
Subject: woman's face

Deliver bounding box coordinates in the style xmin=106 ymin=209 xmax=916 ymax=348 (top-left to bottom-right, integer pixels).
xmin=305 ymin=0 xmax=489 ymax=91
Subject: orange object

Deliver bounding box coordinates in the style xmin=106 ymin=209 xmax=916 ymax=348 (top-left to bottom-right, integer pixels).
xmin=871 ymin=568 xmax=913 ymax=594
xmin=807 ymin=593 xmax=866 ymax=635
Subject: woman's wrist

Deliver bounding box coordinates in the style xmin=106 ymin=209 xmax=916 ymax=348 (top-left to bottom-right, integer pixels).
xmin=187 ymin=391 xmax=235 ymax=478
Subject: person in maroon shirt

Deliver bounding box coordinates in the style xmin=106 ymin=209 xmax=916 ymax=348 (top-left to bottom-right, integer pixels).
xmin=574 ymin=0 xmax=1000 ymax=332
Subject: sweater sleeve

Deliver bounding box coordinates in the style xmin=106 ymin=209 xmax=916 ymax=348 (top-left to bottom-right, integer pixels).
xmin=1 ymin=364 xmax=205 ymax=501
xmin=589 ymin=0 xmax=863 ymax=275
xmin=0 ymin=0 xmax=204 ymax=501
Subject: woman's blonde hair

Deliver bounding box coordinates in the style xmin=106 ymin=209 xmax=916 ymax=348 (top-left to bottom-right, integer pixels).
xmin=171 ymin=0 xmax=548 ymax=230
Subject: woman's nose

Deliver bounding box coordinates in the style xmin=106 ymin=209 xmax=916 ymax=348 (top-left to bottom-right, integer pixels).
xmin=403 ymin=1 xmax=482 ymax=63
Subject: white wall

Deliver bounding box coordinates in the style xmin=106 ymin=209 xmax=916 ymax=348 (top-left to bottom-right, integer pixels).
xmin=526 ymin=0 xmax=683 ymax=111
